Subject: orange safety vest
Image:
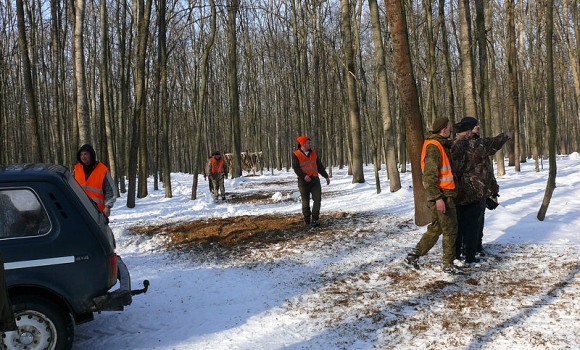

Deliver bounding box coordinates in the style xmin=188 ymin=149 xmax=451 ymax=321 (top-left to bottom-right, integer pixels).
xmin=293 ymin=149 xmax=319 ymax=177
xmin=420 ymin=140 xmax=455 ymax=190
xmin=210 ymin=157 xmax=226 ymax=174
xmin=74 ymin=162 xmax=108 ymax=211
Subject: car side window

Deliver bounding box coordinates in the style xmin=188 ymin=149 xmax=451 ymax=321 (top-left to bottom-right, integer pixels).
xmin=0 ymin=189 xmax=51 ymax=238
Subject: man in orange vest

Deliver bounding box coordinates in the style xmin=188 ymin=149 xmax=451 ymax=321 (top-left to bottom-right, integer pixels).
xmin=74 ymin=144 xmax=116 ymax=217
xmin=292 ymin=136 xmax=330 ymax=228
xmin=205 ymin=151 xmax=228 ymax=200
xmin=403 ymin=117 xmax=463 ymax=275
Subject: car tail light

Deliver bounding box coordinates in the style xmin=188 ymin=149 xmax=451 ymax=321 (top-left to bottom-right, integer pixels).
xmin=108 ymin=254 xmax=118 ymax=287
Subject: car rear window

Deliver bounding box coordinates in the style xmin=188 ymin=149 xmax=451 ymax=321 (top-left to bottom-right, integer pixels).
xmin=0 ymin=189 xmax=51 ymax=238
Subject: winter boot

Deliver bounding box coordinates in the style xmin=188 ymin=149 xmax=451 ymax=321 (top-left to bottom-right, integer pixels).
xmin=443 ymin=264 xmax=465 ymax=275
xmin=404 ymin=254 xmax=420 ymax=270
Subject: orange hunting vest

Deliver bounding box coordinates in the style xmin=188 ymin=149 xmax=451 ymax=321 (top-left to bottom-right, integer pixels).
xmin=210 ymin=157 xmax=226 ymax=174
xmin=74 ymin=162 xmax=108 ymax=211
xmin=293 ymin=149 xmax=319 ymax=177
xmin=420 ymin=140 xmax=455 ymax=190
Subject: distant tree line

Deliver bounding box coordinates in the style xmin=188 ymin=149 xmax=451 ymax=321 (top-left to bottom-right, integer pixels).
xmin=0 ymin=1 xmax=578 ymax=209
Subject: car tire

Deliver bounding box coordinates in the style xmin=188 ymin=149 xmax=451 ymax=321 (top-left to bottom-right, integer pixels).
xmin=4 ymin=296 xmax=74 ymax=350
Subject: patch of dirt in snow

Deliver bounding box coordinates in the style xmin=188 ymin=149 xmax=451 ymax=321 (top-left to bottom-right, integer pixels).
xmin=130 ymin=211 xmax=580 ymax=349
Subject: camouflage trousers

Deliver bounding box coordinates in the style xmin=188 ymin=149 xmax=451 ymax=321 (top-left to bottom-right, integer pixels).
xmin=410 ymin=197 xmax=458 ymax=265
xmin=211 ymin=173 xmax=226 ymax=198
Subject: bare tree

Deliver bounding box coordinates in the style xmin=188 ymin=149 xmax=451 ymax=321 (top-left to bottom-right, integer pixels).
xmin=560 ymin=0 xmax=580 ymax=153
xmin=459 ymin=0 xmax=477 ymax=118
xmin=422 ymin=0 xmax=438 ymax=123
xmin=385 ymin=0 xmax=429 ymax=225
xmin=537 ymin=0 xmax=557 ymax=221
xmin=438 ymin=0 xmax=455 ymax=122
xmin=127 ymin=0 xmax=153 ymax=208
xmin=137 ymin=0 xmax=153 ymax=199
xmin=114 ymin=0 xmax=131 ymax=195
xmin=99 ymin=0 xmax=118 ymax=198
xmin=475 ymin=0 xmax=490 ymax=133
xmin=506 ymin=0 xmax=520 ymax=171
xmin=191 ymin=0 xmax=217 ymax=200
xmin=16 ymin=0 xmax=42 ymax=162
xmin=72 ymin=0 xmax=91 ymax=144
xmin=340 ymin=0 xmax=364 ymax=183
xmin=227 ymin=0 xmax=243 ymax=178
xmin=368 ymin=0 xmax=400 ymax=192
xmin=157 ymin=0 xmax=172 ymax=198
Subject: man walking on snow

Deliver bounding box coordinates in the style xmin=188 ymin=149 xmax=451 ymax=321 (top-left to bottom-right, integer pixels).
xmin=292 ymin=136 xmax=330 ymax=228
xmin=404 ymin=117 xmax=463 ymax=275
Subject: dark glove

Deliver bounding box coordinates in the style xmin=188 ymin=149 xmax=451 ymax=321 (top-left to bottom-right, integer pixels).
xmin=486 ymin=196 xmax=499 ymax=210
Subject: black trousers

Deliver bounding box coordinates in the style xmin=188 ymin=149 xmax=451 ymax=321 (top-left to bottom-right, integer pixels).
xmin=298 ymin=178 xmax=322 ymax=223
xmin=456 ymin=199 xmax=485 ymax=262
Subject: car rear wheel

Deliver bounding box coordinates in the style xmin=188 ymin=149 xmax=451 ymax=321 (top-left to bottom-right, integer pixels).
xmin=3 ymin=296 xmax=74 ymax=350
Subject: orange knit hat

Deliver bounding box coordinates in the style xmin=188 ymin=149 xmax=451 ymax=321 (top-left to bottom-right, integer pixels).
xmin=297 ymin=136 xmax=310 ymax=146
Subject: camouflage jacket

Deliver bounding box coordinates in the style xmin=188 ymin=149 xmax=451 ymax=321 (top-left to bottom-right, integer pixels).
xmin=450 ymin=133 xmax=510 ymax=205
xmin=422 ymin=133 xmax=457 ymax=202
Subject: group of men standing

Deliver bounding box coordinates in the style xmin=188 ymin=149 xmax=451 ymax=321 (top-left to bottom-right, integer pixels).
xmin=405 ymin=117 xmax=512 ymax=275
xmin=71 ymin=125 xmax=510 ymax=277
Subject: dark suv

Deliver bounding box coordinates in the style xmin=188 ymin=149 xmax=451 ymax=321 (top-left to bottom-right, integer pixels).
xmin=0 ymin=164 xmax=148 ymax=350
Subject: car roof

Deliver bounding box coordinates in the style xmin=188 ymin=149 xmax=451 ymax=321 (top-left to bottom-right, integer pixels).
xmin=0 ymin=163 xmax=70 ymax=181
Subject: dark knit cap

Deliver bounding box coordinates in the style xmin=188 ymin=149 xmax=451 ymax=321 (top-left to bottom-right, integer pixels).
xmin=212 ymin=151 xmax=221 ymax=156
xmin=454 ymin=121 xmax=473 ymax=133
xmin=431 ymin=117 xmax=449 ymax=133
xmin=461 ymin=116 xmax=479 ymax=130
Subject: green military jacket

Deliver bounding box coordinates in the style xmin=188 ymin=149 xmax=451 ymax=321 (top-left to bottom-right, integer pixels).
xmin=422 ymin=133 xmax=457 ymax=202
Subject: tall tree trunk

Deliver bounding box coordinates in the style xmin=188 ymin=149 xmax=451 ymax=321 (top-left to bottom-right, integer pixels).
xmin=127 ymin=0 xmax=152 ymax=207
xmin=158 ymin=0 xmax=172 ymax=198
xmin=487 ymin=6 xmax=507 ymax=177
xmin=116 ymin=0 xmax=130 ymax=194
xmin=459 ymin=0 xmax=477 ymax=118
xmin=99 ymin=0 xmax=118 ymax=198
xmin=137 ymin=0 xmax=153 ymax=198
xmin=562 ymin=0 xmax=580 ymax=152
xmin=72 ymin=0 xmax=90 ymax=144
xmin=291 ymin=0 xmax=308 ymax=134
xmin=191 ymin=0 xmax=217 ymax=200
xmin=438 ymin=0 xmax=455 ymax=122
xmin=16 ymin=0 xmax=42 ymax=162
xmin=50 ymin=0 xmax=65 ymax=165
xmin=537 ymin=0 xmax=556 ymax=221
xmin=475 ymin=0 xmax=490 ymax=135
xmin=423 ymin=0 xmax=438 ymax=123
xmin=340 ymin=0 xmax=364 ymax=183
xmin=506 ymin=0 xmax=520 ymax=170
xmin=228 ymin=0 xmax=243 ymax=178
xmin=368 ymin=0 xmax=400 ymax=192
xmin=385 ymin=0 xmax=429 ymax=225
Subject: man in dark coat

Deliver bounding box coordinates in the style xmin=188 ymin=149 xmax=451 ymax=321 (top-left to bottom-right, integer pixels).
xmin=451 ymin=119 xmax=512 ymax=264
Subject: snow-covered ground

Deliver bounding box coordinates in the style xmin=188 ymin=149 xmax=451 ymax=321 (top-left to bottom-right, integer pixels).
xmin=73 ymin=154 xmax=580 ymax=349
